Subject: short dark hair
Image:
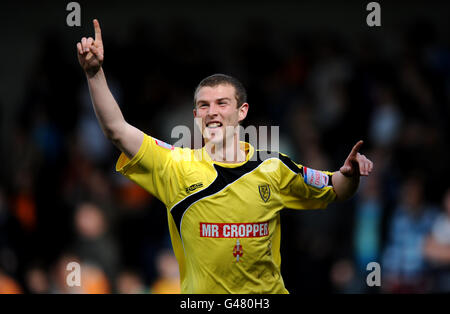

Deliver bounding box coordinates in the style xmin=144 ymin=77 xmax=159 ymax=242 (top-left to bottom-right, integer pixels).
xmin=193 ymin=74 xmax=247 ymax=108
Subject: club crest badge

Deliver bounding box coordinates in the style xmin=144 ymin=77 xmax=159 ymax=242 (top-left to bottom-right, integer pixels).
xmin=258 ymin=184 xmax=271 ymax=202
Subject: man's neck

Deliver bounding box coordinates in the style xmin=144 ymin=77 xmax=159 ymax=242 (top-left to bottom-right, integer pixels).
xmin=205 ymin=136 xmax=246 ymax=163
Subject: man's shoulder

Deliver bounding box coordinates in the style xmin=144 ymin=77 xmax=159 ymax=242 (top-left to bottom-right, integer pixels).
xmin=253 ymin=150 xmax=303 ymax=173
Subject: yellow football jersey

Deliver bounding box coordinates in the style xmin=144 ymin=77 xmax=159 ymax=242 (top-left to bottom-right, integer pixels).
xmin=116 ymin=134 xmax=337 ymax=294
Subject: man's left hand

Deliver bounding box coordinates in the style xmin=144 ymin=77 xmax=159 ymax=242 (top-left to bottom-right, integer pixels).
xmin=340 ymin=140 xmax=373 ymax=177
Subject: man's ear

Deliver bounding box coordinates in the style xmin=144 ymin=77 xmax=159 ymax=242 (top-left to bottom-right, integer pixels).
xmin=193 ymin=108 xmax=197 ymax=118
xmin=238 ymin=103 xmax=249 ymax=123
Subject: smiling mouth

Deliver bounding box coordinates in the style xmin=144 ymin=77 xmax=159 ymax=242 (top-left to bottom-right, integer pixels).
xmin=206 ymin=122 xmax=223 ymax=129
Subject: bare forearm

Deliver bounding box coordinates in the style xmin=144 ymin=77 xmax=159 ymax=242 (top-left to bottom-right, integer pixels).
xmin=77 ymin=20 xmax=143 ymax=159
xmin=332 ymin=171 xmax=360 ymax=201
xmin=86 ymin=67 xmax=125 ymax=139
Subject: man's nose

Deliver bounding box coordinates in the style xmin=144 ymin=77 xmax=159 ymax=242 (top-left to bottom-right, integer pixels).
xmin=207 ymin=103 xmax=218 ymax=115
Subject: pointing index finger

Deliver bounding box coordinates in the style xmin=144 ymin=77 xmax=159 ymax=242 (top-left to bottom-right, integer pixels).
xmin=350 ymin=140 xmax=364 ymax=157
xmin=93 ymin=19 xmax=102 ymax=42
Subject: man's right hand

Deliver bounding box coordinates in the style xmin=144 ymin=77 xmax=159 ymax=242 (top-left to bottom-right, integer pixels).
xmin=77 ymin=19 xmax=104 ymax=77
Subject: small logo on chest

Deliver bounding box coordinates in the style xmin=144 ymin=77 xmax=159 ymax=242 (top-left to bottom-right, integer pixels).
xmin=186 ymin=182 xmax=203 ymax=193
xmin=258 ymin=184 xmax=271 ymax=202
xmin=233 ymin=239 xmax=243 ymax=262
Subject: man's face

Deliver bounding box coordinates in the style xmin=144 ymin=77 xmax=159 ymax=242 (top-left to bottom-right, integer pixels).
xmin=193 ymin=84 xmax=248 ymax=145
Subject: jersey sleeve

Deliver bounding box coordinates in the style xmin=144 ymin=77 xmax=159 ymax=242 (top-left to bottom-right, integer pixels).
xmin=278 ymin=153 xmax=337 ymax=210
xmin=115 ymin=134 xmax=183 ymax=206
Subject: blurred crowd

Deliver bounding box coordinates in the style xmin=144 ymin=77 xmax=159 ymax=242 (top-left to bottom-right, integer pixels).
xmin=0 ymin=15 xmax=449 ymax=294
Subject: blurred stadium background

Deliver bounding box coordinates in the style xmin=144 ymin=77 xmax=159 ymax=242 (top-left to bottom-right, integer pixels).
xmin=0 ymin=0 xmax=449 ymax=293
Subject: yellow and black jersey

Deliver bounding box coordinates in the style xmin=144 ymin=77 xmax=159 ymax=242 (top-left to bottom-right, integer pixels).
xmin=116 ymin=133 xmax=337 ymax=294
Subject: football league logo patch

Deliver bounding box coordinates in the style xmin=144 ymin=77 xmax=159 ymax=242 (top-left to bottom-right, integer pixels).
xmin=303 ymin=167 xmax=329 ymax=189
xmin=155 ymin=138 xmax=174 ymax=150
xmin=258 ymin=184 xmax=271 ymax=202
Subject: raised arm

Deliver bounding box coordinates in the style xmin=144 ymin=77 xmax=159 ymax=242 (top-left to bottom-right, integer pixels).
xmin=77 ymin=19 xmax=143 ymax=159
xmin=331 ymin=140 xmax=373 ymax=201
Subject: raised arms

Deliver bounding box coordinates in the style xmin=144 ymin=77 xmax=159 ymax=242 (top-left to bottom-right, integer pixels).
xmin=77 ymin=19 xmax=143 ymax=159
